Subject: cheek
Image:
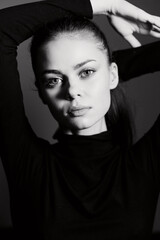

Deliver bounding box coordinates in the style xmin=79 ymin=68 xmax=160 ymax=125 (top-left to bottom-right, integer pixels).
xmin=48 ymin=98 xmax=63 ymax=115
xmin=91 ymin=78 xmax=111 ymax=112
xmin=42 ymin=90 xmax=63 ymax=114
xmin=96 ymin=91 xmax=111 ymax=116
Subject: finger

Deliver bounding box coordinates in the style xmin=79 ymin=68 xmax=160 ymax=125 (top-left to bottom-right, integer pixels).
xmin=153 ymin=16 xmax=160 ymax=23
xmin=138 ymin=24 xmax=160 ymax=35
xmin=149 ymin=31 xmax=160 ymax=38
xmin=117 ymin=2 xmax=155 ymax=25
xmin=124 ymin=35 xmax=141 ymax=48
xmin=119 ymin=2 xmax=160 ymax=28
xmin=151 ymin=24 xmax=160 ymax=33
xmin=117 ymin=1 xmax=146 ymax=20
xmin=147 ymin=15 xmax=160 ymax=28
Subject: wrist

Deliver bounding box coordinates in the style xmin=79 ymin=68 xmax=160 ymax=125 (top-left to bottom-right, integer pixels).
xmin=90 ymin=0 xmax=124 ymax=15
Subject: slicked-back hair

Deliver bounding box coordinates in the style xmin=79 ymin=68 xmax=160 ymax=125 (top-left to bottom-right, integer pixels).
xmin=30 ymin=16 xmax=134 ymax=148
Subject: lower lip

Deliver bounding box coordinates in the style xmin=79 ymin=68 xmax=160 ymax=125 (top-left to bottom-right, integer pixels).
xmin=68 ymin=108 xmax=90 ymax=117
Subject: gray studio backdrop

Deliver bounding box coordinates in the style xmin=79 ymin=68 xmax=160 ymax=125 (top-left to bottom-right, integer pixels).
xmin=0 ymin=0 xmax=160 ymax=232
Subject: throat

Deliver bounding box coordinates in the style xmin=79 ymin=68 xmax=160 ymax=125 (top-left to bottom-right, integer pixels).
xmin=62 ymin=117 xmax=107 ymax=136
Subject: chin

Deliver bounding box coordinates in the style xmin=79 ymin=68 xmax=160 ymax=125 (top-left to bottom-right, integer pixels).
xmin=69 ymin=120 xmax=91 ymax=131
xmin=64 ymin=117 xmax=98 ymax=133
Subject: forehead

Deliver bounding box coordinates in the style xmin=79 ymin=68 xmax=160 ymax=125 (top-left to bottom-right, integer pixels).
xmin=40 ymin=33 xmax=108 ymax=68
xmin=44 ymin=31 xmax=100 ymax=52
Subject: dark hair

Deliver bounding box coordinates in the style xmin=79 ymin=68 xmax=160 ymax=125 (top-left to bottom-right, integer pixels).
xmin=106 ymin=84 xmax=134 ymax=148
xmin=30 ymin=16 xmax=134 ymax=148
xmin=30 ymin=16 xmax=112 ymax=72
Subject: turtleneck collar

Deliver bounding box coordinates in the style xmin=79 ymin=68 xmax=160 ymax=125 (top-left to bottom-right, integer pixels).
xmin=53 ymin=129 xmax=116 ymax=161
xmin=53 ymin=129 xmax=121 ymax=211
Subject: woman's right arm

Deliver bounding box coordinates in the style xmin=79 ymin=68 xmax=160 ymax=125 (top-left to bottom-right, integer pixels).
xmin=0 ymin=0 xmax=92 ymax=176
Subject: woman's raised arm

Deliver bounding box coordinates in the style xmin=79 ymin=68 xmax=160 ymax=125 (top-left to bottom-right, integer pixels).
xmin=91 ymin=0 xmax=160 ymax=47
xmin=0 ymin=0 xmax=92 ymax=46
xmin=0 ymin=0 xmax=92 ymax=176
xmin=90 ymin=0 xmax=160 ymax=81
xmin=113 ymin=41 xmax=160 ymax=81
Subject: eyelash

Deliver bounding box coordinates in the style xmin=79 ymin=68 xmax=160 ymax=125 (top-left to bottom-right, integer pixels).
xmin=79 ymin=69 xmax=95 ymax=79
xmin=43 ymin=69 xmax=95 ymax=88
xmin=44 ymin=78 xmax=63 ymax=89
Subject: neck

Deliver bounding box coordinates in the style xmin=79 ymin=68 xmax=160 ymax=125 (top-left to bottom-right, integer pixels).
xmin=62 ymin=117 xmax=107 ymax=136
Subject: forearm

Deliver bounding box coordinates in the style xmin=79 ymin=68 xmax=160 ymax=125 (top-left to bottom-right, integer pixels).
xmin=90 ymin=0 xmax=122 ymax=15
xmin=0 ymin=0 xmax=92 ymax=46
xmin=113 ymin=41 xmax=160 ymax=81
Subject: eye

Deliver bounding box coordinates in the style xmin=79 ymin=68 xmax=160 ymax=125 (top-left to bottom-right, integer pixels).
xmin=80 ymin=69 xmax=95 ymax=79
xmin=44 ymin=78 xmax=63 ymax=89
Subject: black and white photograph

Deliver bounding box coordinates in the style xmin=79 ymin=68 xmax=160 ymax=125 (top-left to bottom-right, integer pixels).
xmin=0 ymin=0 xmax=160 ymax=239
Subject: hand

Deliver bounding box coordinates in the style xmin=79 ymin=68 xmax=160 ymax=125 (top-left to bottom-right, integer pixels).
xmin=91 ymin=0 xmax=160 ymax=47
xmin=107 ymin=1 xmax=160 ymax=47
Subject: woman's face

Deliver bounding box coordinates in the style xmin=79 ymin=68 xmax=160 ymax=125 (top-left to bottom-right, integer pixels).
xmin=36 ymin=33 xmax=118 ymax=135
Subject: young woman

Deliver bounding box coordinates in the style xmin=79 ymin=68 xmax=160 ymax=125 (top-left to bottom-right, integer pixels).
xmin=0 ymin=0 xmax=160 ymax=239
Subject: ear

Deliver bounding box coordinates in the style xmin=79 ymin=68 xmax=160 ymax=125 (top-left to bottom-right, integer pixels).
xmin=109 ymin=62 xmax=119 ymax=90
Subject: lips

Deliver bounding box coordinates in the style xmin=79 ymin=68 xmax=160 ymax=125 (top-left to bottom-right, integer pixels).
xmin=68 ymin=106 xmax=91 ymax=117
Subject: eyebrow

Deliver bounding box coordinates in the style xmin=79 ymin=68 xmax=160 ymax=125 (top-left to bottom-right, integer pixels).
xmin=42 ymin=69 xmax=62 ymax=76
xmin=73 ymin=59 xmax=96 ymax=70
xmin=42 ymin=59 xmax=96 ymax=76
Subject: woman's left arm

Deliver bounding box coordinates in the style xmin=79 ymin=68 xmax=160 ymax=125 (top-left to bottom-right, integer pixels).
xmin=91 ymin=0 xmax=160 ymax=47
xmin=113 ymin=41 xmax=160 ymax=81
xmin=90 ymin=0 xmax=160 ymax=81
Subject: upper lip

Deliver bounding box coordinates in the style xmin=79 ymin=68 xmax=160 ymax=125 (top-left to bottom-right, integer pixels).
xmin=68 ymin=105 xmax=91 ymax=113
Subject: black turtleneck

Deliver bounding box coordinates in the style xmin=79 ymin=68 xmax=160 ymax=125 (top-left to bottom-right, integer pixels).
xmin=54 ymin=130 xmax=118 ymax=198
xmin=49 ymin=118 xmax=160 ymax=240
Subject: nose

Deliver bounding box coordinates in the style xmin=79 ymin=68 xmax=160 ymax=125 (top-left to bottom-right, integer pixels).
xmin=65 ymin=78 xmax=82 ymax=100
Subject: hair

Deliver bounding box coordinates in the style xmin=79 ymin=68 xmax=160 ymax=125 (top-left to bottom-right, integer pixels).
xmin=30 ymin=16 xmax=134 ymax=148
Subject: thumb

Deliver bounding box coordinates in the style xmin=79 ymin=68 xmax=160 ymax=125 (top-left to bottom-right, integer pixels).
xmin=124 ymin=35 xmax=141 ymax=48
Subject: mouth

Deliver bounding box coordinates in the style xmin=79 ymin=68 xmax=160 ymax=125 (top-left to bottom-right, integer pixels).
xmin=68 ymin=106 xmax=91 ymax=117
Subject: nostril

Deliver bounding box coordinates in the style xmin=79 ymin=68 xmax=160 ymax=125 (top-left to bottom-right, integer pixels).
xmin=66 ymin=91 xmax=81 ymax=100
xmin=66 ymin=92 xmax=74 ymax=100
xmin=66 ymin=86 xmax=81 ymax=100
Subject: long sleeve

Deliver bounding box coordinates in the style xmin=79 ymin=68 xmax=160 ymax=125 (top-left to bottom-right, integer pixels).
xmin=113 ymin=41 xmax=160 ymax=81
xmin=131 ymin=114 xmax=160 ymax=191
xmin=0 ymin=0 xmax=92 ymax=176
xmin=113 ymin=41 xmax=160 ymax=189
xmin=0 ymin=0 xmax=92 ymax=47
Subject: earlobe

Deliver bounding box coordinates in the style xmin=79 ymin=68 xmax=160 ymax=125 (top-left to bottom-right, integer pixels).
xmin=109 ymin=62 xmax=119 ymax=90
